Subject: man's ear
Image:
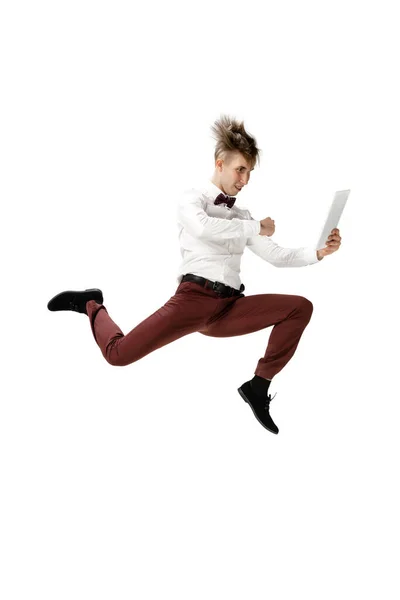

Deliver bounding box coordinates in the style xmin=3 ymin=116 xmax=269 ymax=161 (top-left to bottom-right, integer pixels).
xmin=216 ymin=158 xmax=223 ymax=172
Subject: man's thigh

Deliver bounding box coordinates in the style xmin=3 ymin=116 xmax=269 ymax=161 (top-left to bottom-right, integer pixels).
xmin=199 ymin=293 xmax=311 ymax=337
xmin=111 ymin=282 xmax=222 ymax=364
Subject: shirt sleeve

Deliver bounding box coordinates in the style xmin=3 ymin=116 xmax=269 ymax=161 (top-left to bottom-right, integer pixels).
xmin=245 ymin=211 xmax=319 ymax=267
xmin=177 ymin=189 xmax=261 ymax=240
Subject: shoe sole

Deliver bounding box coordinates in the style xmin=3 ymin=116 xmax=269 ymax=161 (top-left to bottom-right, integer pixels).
xmin=237 ymin=387 xmax=279 ymax=434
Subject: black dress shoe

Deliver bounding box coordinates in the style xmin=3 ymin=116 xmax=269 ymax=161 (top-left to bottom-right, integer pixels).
xmin=47 ymin=288 xmax=103 ymax=314
xmin=238 ymin=380 xmax=279 ymax=434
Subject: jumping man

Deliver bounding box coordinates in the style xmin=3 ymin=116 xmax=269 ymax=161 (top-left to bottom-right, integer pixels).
xmin=47 ymin=115 xmax=342 ymax=434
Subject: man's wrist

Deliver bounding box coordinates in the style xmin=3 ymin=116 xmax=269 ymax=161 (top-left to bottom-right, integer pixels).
xmin=317 ymin=250 xmax=324 ymax=261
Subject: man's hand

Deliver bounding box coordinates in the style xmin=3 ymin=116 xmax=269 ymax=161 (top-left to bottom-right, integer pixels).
xmin=317 ymin=228 xmax=342 ymax=260
xmin=259 ymin=217 xmax=275 ymax=237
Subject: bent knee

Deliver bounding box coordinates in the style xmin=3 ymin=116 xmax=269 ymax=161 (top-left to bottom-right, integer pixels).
xmin=297 ymin=296 xmax=314 ymax=317
xmin=105 ymin=341 xmax=130 ymax=367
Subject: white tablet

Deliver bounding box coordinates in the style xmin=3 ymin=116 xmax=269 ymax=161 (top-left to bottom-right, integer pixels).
xmin=316 ymin=189 xmax=350 ymax=250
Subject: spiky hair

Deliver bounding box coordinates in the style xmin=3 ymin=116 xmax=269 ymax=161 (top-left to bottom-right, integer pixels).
xmin=210 ymin=114 xmax=261 ymax=168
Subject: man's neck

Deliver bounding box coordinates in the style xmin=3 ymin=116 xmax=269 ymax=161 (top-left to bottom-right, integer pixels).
xmin=210 ymin=178 xmax=225 ymax=194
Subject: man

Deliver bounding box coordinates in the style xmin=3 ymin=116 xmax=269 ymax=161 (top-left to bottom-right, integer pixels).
xmin=47 ymin=115 xmax=341 ymax=435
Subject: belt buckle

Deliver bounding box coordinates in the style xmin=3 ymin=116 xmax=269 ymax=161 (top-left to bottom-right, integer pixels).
xmin=212 ymin=280 xmax=224 ymax=296
xmin=212 ymin=281 xmax=219 ymax=291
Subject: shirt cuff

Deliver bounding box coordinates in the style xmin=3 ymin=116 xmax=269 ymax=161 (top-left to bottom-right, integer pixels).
xmin=304 ymin=246 xmax=320 ymax=264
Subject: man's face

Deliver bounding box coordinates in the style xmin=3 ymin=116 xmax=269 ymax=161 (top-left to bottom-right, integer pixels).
xmin=218 ymin=152 xmax=255 ymax=196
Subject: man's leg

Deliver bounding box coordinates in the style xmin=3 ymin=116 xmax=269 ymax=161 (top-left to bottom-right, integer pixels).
xmin=199 ymin=292 xmax=314 ymax=379
xmin=86 ymin=283 xmax=220 ymax=367
xmin=199 ymin=292 xmax=313 ymax=434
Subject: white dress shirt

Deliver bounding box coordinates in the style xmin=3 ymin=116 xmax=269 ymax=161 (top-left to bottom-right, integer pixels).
xmin=176 ymin=180 xmax=319 ymax=290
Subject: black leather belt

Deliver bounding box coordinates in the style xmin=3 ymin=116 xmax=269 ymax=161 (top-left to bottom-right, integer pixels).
xmin=181 ymin=274 xmax=245 ymax=298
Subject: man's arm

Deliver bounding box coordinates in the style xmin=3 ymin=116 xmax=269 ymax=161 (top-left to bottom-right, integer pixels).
xmin=177 ymin=190 xmax=261 ymax=240
xmin=247 ymin=233 xmax=320 ymax=267
xmin=246 ymin=210 xmax=320 ymax=267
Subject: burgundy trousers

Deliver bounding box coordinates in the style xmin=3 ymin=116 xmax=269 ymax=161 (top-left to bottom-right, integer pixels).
xmin=86 ymin=279 xmax=313 ymax=380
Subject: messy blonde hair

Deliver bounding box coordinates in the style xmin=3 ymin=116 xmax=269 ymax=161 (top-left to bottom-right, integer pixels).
xmin=210 ymin=114 xmax=261 ymax=168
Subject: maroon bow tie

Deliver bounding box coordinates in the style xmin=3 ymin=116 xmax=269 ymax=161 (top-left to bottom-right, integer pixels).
xmin=214 ymin=192 xmax=236 ymax=209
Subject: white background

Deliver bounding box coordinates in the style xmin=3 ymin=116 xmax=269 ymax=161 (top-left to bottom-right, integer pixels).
xmin=1 ymin=1 xmax=399 ymax=598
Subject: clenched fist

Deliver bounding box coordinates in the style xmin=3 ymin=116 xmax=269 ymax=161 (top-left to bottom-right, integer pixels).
xmin=259 ymin=217 xmax=275 ymax=237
